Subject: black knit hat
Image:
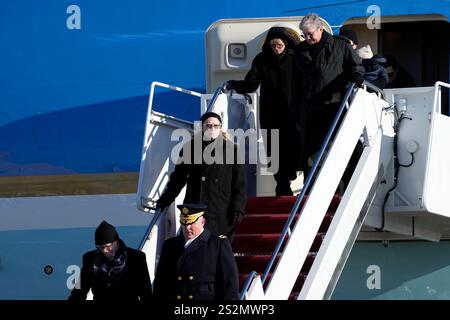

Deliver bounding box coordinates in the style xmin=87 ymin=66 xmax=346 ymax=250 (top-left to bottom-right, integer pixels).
xmin=95 ymin=221 xmax=119 ymax=245
xmin=339 ymin=27 xmax=358 ymax=45
xmin=200 ymin=111 xmax=222 ymax=124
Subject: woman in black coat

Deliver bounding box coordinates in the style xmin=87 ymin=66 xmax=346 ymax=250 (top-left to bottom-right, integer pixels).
xmin=156 ymin=112 xmax=246 ymax=241
xmin=227 ymin=26 xmax=303 ymax=196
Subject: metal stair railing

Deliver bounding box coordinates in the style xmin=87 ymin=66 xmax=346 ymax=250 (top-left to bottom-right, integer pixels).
xmin=240 ymin=83 xmax=357 ymax=299
xmin=298 ymin=87 xmax=393 ymax=299
xmin=240 ymin=81 xmax=396 ymax=299
xmin=137 ymin=81 xmax=201 ymax=211
xmin=138 ymin=82 xmax=254 ymax=285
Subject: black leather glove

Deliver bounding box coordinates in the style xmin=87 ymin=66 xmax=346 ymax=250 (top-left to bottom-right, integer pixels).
xmin=233 ymin=211 xmax=244 ymax=225
xmin=226 ymin=80 xmax=239 ymax=91
xmin=354 ymin=75 xmax=365 ymax=88
xmin=155 ymin=199 xmax=166 ymax=210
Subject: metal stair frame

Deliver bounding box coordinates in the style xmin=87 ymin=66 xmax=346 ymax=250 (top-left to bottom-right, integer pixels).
xmin=244 ymin=88 xmax=393 ymax=300
xmin=299 ymin=92 xmax=394 ymax=299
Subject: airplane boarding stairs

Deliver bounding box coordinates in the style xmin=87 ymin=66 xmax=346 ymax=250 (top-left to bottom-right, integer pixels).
xmin=234 ymin=195 xmax=341 ymax=299
xmin=136 ymin=81 xmax=450 ymax=300
xmin=235 ymin=82 xmax=394 ymax=300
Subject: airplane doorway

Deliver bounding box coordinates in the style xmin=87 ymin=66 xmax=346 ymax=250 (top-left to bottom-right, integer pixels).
xmin=342 ymin=16 xmax=450 ymax=115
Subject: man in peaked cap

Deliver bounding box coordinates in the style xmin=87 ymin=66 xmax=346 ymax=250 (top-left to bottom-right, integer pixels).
xmin=153 ymin=204 xmax=239 ymax=300
xmin=68 ymin=220 xmax=153 ymax=302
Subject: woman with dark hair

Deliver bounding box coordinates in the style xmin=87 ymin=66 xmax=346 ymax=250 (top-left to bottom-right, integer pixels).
xmin=226 ymin=26 xmax=303 ymax=196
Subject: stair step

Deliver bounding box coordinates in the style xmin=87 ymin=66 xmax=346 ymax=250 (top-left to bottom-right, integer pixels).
xmin=245 ymin=196 xmax=299 ymax=215
xmin=235 ymin=252 xmax=316 ymax=274
xmin=233 ymin=233 xmax=325 ymax=254
xmin=236 ymin=194 xmax=341 ymax=299
xmin=236 ymin=213 xmax=333 ymax=234
xmin=239 ymin=272 xmax=307 ymax=292
xmin=245 ymin=194 xmax=341 ymax=215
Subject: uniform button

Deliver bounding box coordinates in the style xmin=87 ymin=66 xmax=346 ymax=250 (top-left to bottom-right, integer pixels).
xmin=189 ymin=295 xmax=193 ymax=299
xmin=178 ymin=276 xmax=182 ymax=280
xmin=177 ymin=295 xmax=181 ymax=300
xmin=189 ymin=276 xmax=193 ymax=281
xmin=201 ymin=176 xmax=206 ymax=181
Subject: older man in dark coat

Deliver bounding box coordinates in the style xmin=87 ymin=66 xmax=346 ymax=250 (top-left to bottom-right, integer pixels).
xmin=68 ymin=221 xmax=153 ymax=302
xmin=153 ymin=204 xmax=239 ymax=300
xmin=295 ymin=13 xmax=365 ymax=170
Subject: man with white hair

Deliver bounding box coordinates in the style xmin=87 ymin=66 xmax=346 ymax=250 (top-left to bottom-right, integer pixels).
xmin=295 ymin=13 xmax=364 ymax=174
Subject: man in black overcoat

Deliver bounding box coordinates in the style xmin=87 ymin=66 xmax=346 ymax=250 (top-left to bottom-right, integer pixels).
xmin=295 ymin=13 xmax=365 ymax=174
xmin=153 ymin=204 xmax=239 ymax=300
xmin=68 ymin=220 xmax=153 ymax=302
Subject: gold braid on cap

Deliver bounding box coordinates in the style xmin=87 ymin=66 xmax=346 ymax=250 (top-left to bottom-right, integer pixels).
xmin=180 ymin=211 xmax=205 ymax=225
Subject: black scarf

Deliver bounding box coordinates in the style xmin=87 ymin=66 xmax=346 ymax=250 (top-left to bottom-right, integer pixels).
xmin=308 ymin=31 xmax=328 ymax=61
xmin=93 ymin=242 xmax=127 ymax=276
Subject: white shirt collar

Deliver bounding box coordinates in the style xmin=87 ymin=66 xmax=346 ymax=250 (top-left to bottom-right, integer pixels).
xmin=184 ymin=228 xmax=205 ymax=248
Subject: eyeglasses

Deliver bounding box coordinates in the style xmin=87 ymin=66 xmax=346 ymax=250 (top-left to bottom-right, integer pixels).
xmin=270 ymin=43 xmax=285 ymax=49
xmin=302 ymin=28 xmax=318 ymax=39
xmin=203 ymin=123 xmax=221 ymax=129
xmin=96 ymin=242 xmax=115 ymax=250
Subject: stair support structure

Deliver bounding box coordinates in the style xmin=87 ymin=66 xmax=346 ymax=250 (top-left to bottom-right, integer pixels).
xmin=245 ymin=88 xmax=394 ymax=300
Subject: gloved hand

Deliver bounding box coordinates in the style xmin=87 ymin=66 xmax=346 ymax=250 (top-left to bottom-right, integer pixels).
xmin=225 ymin=80 xmax=239 ymax=91
xmin=155 ymin=199 xmax=166 ymax=210
xmin=233 ymin=211 xmax=245 ymax=225
xmin=354 ymin=75 xmax=365 ymax=88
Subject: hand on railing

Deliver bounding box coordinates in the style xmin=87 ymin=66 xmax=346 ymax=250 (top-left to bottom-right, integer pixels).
xmin=224 ymin=80 xmax=238 ymax=93
xmin=361 ymin=80 xmax=385 ymax=98
xmin=223 ymin=81 xmax=253 ymax=106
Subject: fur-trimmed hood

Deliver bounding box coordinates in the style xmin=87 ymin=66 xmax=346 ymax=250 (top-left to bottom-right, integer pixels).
xmin=262 ymin=26 xmax=302 ymax=53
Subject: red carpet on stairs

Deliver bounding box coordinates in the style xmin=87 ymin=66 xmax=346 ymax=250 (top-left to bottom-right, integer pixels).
xmin=233 ymin=194 xmax=340 ymax=299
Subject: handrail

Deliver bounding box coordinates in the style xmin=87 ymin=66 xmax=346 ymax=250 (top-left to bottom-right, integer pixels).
xmin=147 ymin=81 xmax=202 ymax=122
xmin=362 ymin=80 xmax=385 ymax=99
xmin=239 ymin=271 xmax=259 ymax=300
xmin=138 ymin=208 xmax=163 ymax=250
xmin=433 ymin=81 xmax=450 ymax=114
xmin=140 ymin=82 xmax=234 ymax=250
xmin=138 ymin=81 xmax=203 ymax=212
xmin=205 ymin=82 xmax=229 ymax=113
xmin=259 ymin=83 xmax=357 ymax=287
